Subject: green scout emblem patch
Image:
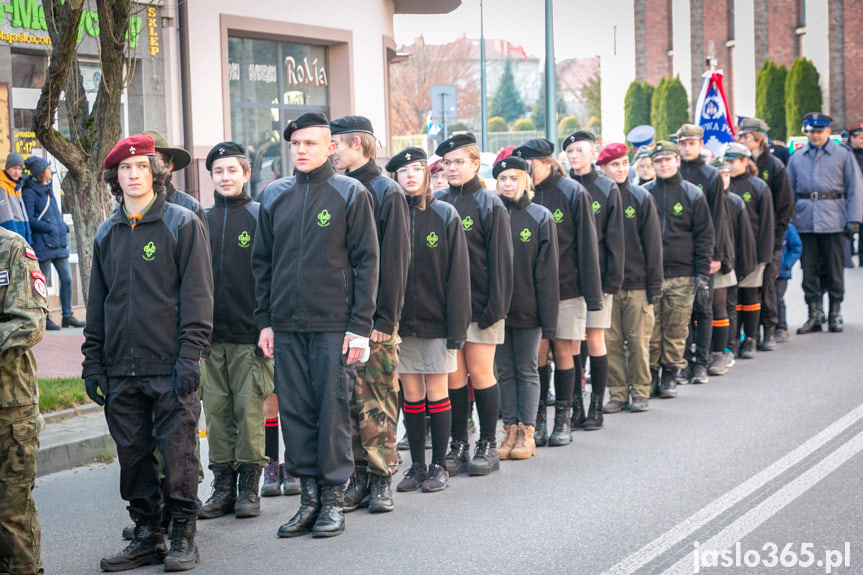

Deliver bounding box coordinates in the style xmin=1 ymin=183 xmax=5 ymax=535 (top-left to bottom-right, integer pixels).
xmin=238 ymin=231 xmax=251 ymax=248
xmin=592 ymin=200 xmax=601 ymax=214
xmin=553 ymin=209 xmax=564 ymax=223
xmin=520 ymin=228 xmax=531 ymax=243
xmin=426 ymin=231 xmax=439 ymax=248
xmin=743 ymin=191 xmax=752 ymax=203
xmin=143 ymin=241 xmax=156 ymax=261
xmin=672 ymin=202 xmax=683 ymax=216
xmin=762 ymin=170 xmax=769 ymax=180
xmin=697 ymin=183 xmax=703 ymax=190
xmin=317 ymin=209 xmax=331 ymax=228
xmin=462 ymin=216 xmax=474 ymax=232
xmin=625 ymin=205 xmax=636 ymax=219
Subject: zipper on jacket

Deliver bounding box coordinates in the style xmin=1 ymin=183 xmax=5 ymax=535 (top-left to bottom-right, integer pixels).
xmin=128 ymin=224 xmax=136 ymax=376
xmin=410 ymin=205 xmax=417 ymax=335
xmin=218 ymin=206 xmax=227 ymax=329
xmin=296 ymin=182 xmax=309 ymax=329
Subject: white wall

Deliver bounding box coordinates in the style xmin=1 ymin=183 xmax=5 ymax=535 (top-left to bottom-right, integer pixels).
xmin=672 ymin=0 xmax=692 ymax=101
xmin=599 ymin=0 xmax=636 ymax=143
xmin=801 ymin=0 xmax=830 ymax=113
xmin=732 ymin=0 xmax=756 ymax=117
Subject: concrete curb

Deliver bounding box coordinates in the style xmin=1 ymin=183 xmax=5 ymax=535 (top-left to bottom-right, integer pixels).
xmin=37 ymin=408 xmax=115 ymax=478
xmin=42 ymin=402 xmax=103 ymax=424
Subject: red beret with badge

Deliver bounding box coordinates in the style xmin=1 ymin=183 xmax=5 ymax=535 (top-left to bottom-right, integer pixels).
xmin=596 ymin=143 xmax=629 ymax=166
xmin=103 ymin=134 xmax=157 ymax=170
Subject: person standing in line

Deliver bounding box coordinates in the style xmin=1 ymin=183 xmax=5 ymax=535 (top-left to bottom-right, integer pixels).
xmin=141 ymin=131 xmax=209 ymax=229
xmin=0 ymin=152 xmax=31 ymax=245
xmin=776 ymin=223 xmax=802 ymax=342
xmin=436 ymin=133 xmax=513 ymax=477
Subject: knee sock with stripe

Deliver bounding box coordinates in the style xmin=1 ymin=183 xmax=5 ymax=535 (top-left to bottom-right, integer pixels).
xmin=403 ymin=399 xmax=427 ymax=467
xmin=265 ymin=417 xmax=280 ymax=462
xmin=428 ymin=397 xmax=452 ymax=467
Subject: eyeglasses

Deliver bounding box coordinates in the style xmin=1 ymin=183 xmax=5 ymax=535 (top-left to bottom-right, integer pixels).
xmin=443 ymin=159 xmax=467 ymax=168
xmin=397 ymin=166 xmax=425 ymax=176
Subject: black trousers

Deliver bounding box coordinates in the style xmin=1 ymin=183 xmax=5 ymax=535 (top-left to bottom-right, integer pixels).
xmin=105 ymin=375 xmax=201 ymax=521
xmin=685 ymin=278 xmax=713 ymax=366
xmin=273 ymin=331 xmax=354 ymax=485
xmin=760 ymin=250 xmax=781 ymax=328
xmin=800 ymin=233 xmax=845 ymax=304
xmin=726 ymin=286 xmax=739 ymax=353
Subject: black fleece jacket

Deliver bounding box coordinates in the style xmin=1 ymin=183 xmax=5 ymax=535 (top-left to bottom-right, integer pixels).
xmin=533 ymin=171 xmax=603 ymax=310
xmin=618 ymin=180 xmax=664 ymax=300
xmin=680 ymin=157 xmax=727 ymax=264
xmin=502 ymin=194 xmax=559 ymax=338
xmin=755 ymin=152 xmax=794 ymax=250
xmin=253 ymin=161 xmax=379 ymax=335
xmin=167 ymin=181 xmax=209 ymax=234
xmin=571 ymin=168 xmax=625 ymax=294
xmin=82 ymin=193 xmax=213 ymax=378
xmin=724 ymin=191 xmax=758 ymax=280
xmin=729 ymin=173 xmax=775 ymax=263
xmin=399 ymin=194 xmax=471 ymax=345
xmin=345 ymin=160 xmax=411 ymax=335
xmin=206 ymin=191 xmax=260 ymax=344
xmin=645 ymin=172 xmax=715 ymax=278
xmin=438 ymin=176 xmax=513 ymax=328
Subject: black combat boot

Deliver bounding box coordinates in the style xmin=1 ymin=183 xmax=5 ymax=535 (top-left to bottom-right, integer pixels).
xmin=828 ymin=300 xmax=843 ymax=332
xmin=658 ymin=367 xmax=677 ymax=399
xmin=197 ymin=463 xmax=237 ymax=519
xmin=797 ymin=302 xmax=824 ymax=334
xmin=367 ymin=473 xmax=394 ymax=513
xmin=261 ymin=460 xmax=281 ymax=497
xmin=343 ymin=471 xmax=370 ymax=512
xmin=759 ymin=325 xmax=777 ymax=350
xmin=164 ymin=515 xmax=199 ymax=572
xmin=547 ymin=402 xmax=572 ymax=446
xmin=101 ymin=521 xmax=167 ymax=571
xmin=582 ymin=393 xmax=604 ymax=431
xmin=234 ymin=463 xmax=263 ymax=518
xmin=534 ymin=399 xmax=548 ymax=447
xmin=61 ymin=313 xmax=85 ymax=328
xmin=277 ymin=477 xmax=320 ymax=537
xmin=571 ymin=390 xmax=586 ymax=429
xmin=312 ymin=483 xmax=346 ymax=537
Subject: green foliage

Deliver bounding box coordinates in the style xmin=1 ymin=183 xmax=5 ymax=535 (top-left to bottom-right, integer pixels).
xmin=785 ymin=58 xmax=822 ymax=138
xmin=490 ymin=58 xmax=525 ymax=124
xmin=581 ymin=73 xmax=602 ymax=132
xmin=650 ymin=77 xmax=669 ymax=140
xmin=39 ymin=377 xmax=88 ymax=412
xmin=488 ymin=116 xmax=509 ymax=132
xmin=624 ymin=80 xmax=651 ymax=136
xmin=447 ymin=121 xmax=470 ymax=133
xmin=644 ymin=81 xmax=655 ymax=115
xmin=512 ymin=118 xmax=536 ymax=131
xmin=557 ymin=116 xmax=580 ymax=137
xmin=650 ymin=76 xmax=689 ymax=141
xmin=533 ymin=70 xmax=567 ymax=131
xmin=756 ymin=60 xmax=788 ymax=141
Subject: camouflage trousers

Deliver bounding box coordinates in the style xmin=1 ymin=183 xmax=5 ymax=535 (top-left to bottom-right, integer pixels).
xmin=0 ymin=404 xmax=45 ymax=575
xmin=351 ymin=337 xmax=400 ymax=477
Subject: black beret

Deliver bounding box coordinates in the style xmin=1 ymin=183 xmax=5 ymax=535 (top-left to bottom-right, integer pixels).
xmin=385 ymin=147 xmax=427 ymax=173
xmin=205 ymin=141 xmax=248 ymax=171
xmin=513 ymin=138 xmax=554 ymax=160
xmin=562 ymin=130 xmax=595 ymax=150
xmin=284 ymin=112 xmax=330 ymax=141
xmin=435 ymin=133 xmax=477 ymax=157
xmin=492 ymin=156 xmax=530 ymax=179
xmin=330 ymin=115 xmax=374 ymax=136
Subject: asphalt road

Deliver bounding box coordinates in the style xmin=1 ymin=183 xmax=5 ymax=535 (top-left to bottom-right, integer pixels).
xmin=35 ymin=268 xmax=863 ymax=575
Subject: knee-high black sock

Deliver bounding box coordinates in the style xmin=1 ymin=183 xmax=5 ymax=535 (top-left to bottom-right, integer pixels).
xmin=711 ymin=321 xmax=730 ymax=353
xmin=265 ymin=417 xmax=280 ymax=462
xmin=743 ymin=309 xmax=760 ymax=338
xmin=538 ymin=365 xmax=551 ymax=405
xmin=473 ymin=385 xmax=500 ymax=443
xmin=428 ymin=397 xmax=452 ymax=466
xmin=579 ymin=341 xmax=588 ymax=369
xmin=403 ymin=399 xmax=426 ymax=467
xmin=571 ymin=357 xmax=583 ymax=402
xmin=589 ymin=355 xmax=608 ymax=402
xmin=449 ymin=386 xmax=470 ymax=443
xmin=553 ymin=368 xmax=575 ymax=407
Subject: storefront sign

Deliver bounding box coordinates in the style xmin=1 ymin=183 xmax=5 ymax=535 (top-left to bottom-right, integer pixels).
xmin=284 ymin=56 xmax=328 ymax=88
xmin=146 ymin=6 xmax=158 ymax=56
xmin=13 ymin=129 xmax=37 ymax=156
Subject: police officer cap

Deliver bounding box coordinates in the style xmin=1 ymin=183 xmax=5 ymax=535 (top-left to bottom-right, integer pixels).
xmin=737 ymin=117 xmax=770 ymax=135
xmin=562 ymin=130 xmax=595 ymax=150
xmin=723 ymin=142 xmax=752 ymax=159
xmin=492 ymin=156 xmax=530 ymax=179
xmin=649 ymin=140 xmax=679 ymax=158
xmin=595 ymin=142 xmax=629 ymax=166
xmin=513 ymin=138 xmax=554 ymax=160
xmin=385 ymin=147 xmax=427 ymax=173
xmin=435 ymin=133 xmax=477 ymax=157
xmin=206 ymin=141 xmax=248 ymax=171
xmin=626 ymin=124 xmax=655 ymax=147
xmin=284 ymin=112 xmax=330 ymax=141
xmin=329 ymin=115 xmax=374 ymax=136
xmin=846 ymin=122 xmax=863 ymax=136
xmin=802 ymin=112 xmax=832 ymax=132
xmin=674 ymin=123 xmax=704 ymax=141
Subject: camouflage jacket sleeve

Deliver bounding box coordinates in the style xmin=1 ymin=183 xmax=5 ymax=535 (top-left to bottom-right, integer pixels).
xmin=0 ymin=230 xmax=48 ymax=354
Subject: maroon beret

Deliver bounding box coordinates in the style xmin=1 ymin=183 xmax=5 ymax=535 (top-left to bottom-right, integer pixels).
xmin=103 ymin=134 xmax=156 ymax=169
xmin=596 ymin=142 xmax=628 ymax=166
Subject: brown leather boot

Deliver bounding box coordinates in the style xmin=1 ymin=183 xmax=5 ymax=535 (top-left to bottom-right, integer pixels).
xmin=498 ymin=424 xmax=518 ymax=460
xmin=510 ymin=423 xmax=536 ymax=459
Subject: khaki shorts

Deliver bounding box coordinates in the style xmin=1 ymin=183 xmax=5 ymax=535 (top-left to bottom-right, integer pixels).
xmin=398 ymin=337 xmax=457 ymax=374
xmin=713 ymin=270 xmax=738 ymax=289
xmin=466 ymin=320 xmax=505 ymax=344
xmin=555 ymin=297 xmax=587 ymax=341
xmin=586 ymin=293 xmax=613 ymax=329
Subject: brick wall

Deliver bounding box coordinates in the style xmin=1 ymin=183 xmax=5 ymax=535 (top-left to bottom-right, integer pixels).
xmin=844 ymin=0 xmax=863 ymax=127
xmin=644 ymin=0 xmax=674 ymax=86
xmin=702 ymin=0 xmax=735 ymax=116
xmin=767 ymin=0 xmax=799 ymax=68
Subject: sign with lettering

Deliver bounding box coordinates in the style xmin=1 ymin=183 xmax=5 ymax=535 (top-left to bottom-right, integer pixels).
xmin=284 ymin=56 xmax=328 ymax=88
xmin=146 ymin=6 xmax=158 ymax=56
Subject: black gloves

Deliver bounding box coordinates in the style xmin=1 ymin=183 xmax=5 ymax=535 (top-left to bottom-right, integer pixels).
xmin=647 ymin=293 xmax=660 ymax=305
xmin=447 ymin=339 xmax=465 ymax=350
xmin=84 ymin=375 xmax=107 ymax=406
xmin=173 ymin=357 xmax=201 ymax=397
xmin=693 ymin=274 xmax=711 ymax=310
xmin=844 ymin=222 xmax=859 ymax=239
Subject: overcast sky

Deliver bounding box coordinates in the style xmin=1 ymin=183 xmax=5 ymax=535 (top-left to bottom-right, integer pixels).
xmin=393 ymin=1 xmax=613 ymax=61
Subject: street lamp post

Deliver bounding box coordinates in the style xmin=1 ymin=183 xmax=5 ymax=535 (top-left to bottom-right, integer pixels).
xmin=545 ymin=0 xmax=556 ymax=147
xmin=480 ymin=0 xmax=488 ymax=152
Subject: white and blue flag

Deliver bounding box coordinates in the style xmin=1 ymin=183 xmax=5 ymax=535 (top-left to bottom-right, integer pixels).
xmin=694 ymin=70 xmax=735 ymax=157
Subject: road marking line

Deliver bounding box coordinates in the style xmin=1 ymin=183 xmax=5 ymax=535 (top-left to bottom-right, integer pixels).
xmin=603 ymin=402 xmax=863 ymax=575
xmin=664 ymin=427 xmax=863 ymax=574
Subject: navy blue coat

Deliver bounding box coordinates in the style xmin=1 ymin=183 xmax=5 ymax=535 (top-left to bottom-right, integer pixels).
xmin=21 ymin=175 xmax=69 ymax=261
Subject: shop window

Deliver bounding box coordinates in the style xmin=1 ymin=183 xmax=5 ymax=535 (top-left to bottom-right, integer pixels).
xmin=11 ymin=52 xmax=47 ymax=89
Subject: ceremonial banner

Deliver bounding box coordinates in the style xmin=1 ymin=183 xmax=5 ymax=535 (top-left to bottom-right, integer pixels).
xmin=695 ymin=70 xmax=735 ymax=157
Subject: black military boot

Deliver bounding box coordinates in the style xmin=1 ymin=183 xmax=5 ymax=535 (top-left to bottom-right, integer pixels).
xmin=534 ymin=399 xmax=548 ymax=447
xmin=582 ymin=393 xmax=604 ymax=431
xmin=658 ymin=367 xmax=677 ymax=399
xmin=277 ymin=477 xmax=320 ymax=537
xmin=343 ymin=471 xmax=370 ymax=512
xmin=61 ymin=313 xmax=85 ymax=328
xmin=547 ymin=402 xmax=572 ymax=446
xmin=759 ymin=325 xmax=777 ymax=350
xmin=101 ymin=521 xmax=167 ymax=571
xmin=164 ymin=515 xmax=199 ymax=572
xmin=828 ymin=300 xmax=843 ymax=332
xmin=197 ymin=463 xmax=237 ymax=519
xmin=367 ymin=473 xmax=394 ymax=513
xmin=571 ymin=391 xmax=586 ymax=429
xmin=797 ymin=302 xmax=824 ymax=334
xmin=312 ymin=483 xmax=346 ymax=538
xmin=234 ymin=463 xmax=263 ymax=518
